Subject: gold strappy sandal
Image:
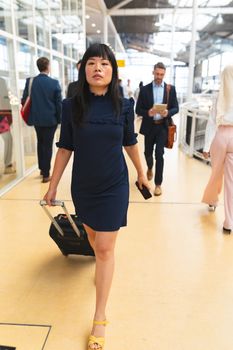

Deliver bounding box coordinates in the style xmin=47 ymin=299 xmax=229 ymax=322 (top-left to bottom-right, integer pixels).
xmin=88 ymin=320 xmax=108 ymax=350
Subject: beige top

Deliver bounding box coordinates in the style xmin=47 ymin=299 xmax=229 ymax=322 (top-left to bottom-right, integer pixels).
xmin=204 ymin=65 xmax=233 ymax=152
xmin=204 ymin=99 xmax=233 ymax=152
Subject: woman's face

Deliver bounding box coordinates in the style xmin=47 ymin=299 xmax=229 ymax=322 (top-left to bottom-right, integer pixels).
xmin=85 ymin=56 xmax=113 ymax=90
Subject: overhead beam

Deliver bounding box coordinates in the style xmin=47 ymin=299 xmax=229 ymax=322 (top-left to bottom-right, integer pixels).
xmin=88 ymin=0 xmax=125 ymax=53
xmin=108 ymin=16 xmax=126 ymax=52
xmin=86 ymin=6 xmax=102 ymax=14
xmin=109 ymin=7 xmax=233 ymax=16
xmin=110 ymin=0 xmax=134 ymax=11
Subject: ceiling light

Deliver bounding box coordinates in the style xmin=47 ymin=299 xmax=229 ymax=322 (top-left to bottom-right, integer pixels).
xmin=85 ymin=15 xmax=90 ymax=19
xmin=154 ymin=15 xmax=163 ymax=27
xmin=91 ymin=23 xmax=96 ymax=27
xmin=96 ymin=29 xmax=101 ymax=34
xmin=216 ymin=14 xmax=223 ymax=24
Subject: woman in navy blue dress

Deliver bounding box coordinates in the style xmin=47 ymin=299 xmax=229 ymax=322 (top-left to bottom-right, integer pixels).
xmin=44 ymin=43 xmax=149 ymax=349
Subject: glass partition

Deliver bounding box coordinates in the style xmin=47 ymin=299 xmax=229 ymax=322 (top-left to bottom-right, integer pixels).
xmin=52 ymin=55 xmax=63 ymax=94
xmin=64 ymin=59 xmax=72 ymax=95
xmin=35 ymin=0 xmax=50 ymax=48
xmin=0 ymin=36 xmax=17 ymax=188
xmin=14 ymin=0 xmax=34 ymax=42
xmin=17 ymin=42 xmax=37 ymax=171
xmin=0 ymin=0 xmax=12 ymax=32
xmin=50 ymin=0 xmax=62 ymax=52
xmin=0 ymin=0 xmax=84 ymax=196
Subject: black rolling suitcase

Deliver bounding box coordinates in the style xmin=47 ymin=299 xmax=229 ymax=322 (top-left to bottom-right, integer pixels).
xmin=40 ymin=200 xmax=95 ymax=257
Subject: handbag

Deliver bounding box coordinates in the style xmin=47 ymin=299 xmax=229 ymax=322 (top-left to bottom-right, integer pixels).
xmin=21 ymin=77 xmax=34 ymax=125
xmin=166 ymin=121 xmax=177 ymax=149
xmin=165 ymin=84 xmax=177 ymax=149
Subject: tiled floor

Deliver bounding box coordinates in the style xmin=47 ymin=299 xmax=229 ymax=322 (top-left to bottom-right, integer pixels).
xmin=1 ymin=118 xmax=233 ymax=350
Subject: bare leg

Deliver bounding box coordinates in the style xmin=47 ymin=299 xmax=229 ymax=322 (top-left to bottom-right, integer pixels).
xmin=84 ymin=224 xmax=118 ymax=349
xmin=83 ymin=223 xmax=96 ymax=250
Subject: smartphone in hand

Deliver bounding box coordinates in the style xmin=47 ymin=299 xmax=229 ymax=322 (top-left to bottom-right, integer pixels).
xmin=135 ymin=181 xmax=152 ymax=200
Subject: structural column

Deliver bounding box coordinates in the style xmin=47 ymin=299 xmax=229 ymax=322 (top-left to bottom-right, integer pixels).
xmin=103 ymin=14 xmax=108 ymax=44
xmin=187 ymin=0 xmax=198 ymax=100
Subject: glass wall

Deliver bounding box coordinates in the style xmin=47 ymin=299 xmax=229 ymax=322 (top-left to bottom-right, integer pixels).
xmin=35 ymin=0 xmax=50 ymax=48
xmin=0 ymin=35 xmax=17 ymax=187
xmin=17 ymin=42 xmax=37 ymax=171
xmin=0 ymin=1 xmax=12 ymax=32
xmin=0 ymin=0 xmax=85 ymax=195
xmin=14 ymin=0 xmax=35 ymax=42
xmin=200 ymin=51 xmax=233 ymax=92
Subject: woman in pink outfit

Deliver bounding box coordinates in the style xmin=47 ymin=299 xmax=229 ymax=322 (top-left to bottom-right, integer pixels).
xmin=202 ymin=65 xmax=233 ymax=234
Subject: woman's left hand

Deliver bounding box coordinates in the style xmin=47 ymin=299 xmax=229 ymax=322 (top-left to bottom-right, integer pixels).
xmin=137 ymin=174 xmax=150 ymax=190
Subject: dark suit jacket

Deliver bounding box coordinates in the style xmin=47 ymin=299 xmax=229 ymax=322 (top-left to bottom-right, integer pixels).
xmin=66 ymin=80 xmax=78 ymax=98
xmin=136 ymin=82 xmax=179 ymax=136
xmin=22 ymin=73 xmax=62 ymax=127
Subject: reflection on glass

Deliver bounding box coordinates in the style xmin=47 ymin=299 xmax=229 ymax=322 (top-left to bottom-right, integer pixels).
xmin=14 ymin=0 xmax=34 ymax=41
xmin=17 ymin=43 xmax=36 ymax=91
xmin=52 ymin=56 xmax=63 ymax=89
xmin=0 ymin=1 xmax=12 ymax=32
xmin=37 ymin=48 xmax=50 ymax=59
xmin=64 ymin=59 xmax=72 ymax=93
xmin=35 ymin=0 xmax=50 ymax=48
xmin=61 ymin=0 xmax=84 ymax=60
xmin=0 ymin=77 xmax=16 ymax=185
xmin=0 ymin=35 xmax=17 ymax=187
xmin=50 ymin=0 xmax=62 ymax=51
xmin=17 ymin=42 xmax=37 ymax=171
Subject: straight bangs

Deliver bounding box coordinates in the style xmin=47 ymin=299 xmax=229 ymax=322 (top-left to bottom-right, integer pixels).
xmin=85 ymin=43 xmax=112 ymax=62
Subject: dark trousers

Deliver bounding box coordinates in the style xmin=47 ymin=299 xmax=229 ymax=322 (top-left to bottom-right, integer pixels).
xmin=144 ymin=124 xmax=167 ymax=185
xmin=34 ymin=125 xmax=57 ymax=177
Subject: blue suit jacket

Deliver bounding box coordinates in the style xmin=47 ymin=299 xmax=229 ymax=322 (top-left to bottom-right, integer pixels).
xmin=136 ymin=82 xmax=179 ymax=136
xmin=22 ymin=73 xmax=62 ymax=126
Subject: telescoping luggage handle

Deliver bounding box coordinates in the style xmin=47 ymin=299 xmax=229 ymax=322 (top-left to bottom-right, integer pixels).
xmin=40 ymin=200 xmax=81 ymax=238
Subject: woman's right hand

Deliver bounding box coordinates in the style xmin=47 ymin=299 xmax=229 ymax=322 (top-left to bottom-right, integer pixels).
xmin=43 ymin=188 xmax=57 ymax=206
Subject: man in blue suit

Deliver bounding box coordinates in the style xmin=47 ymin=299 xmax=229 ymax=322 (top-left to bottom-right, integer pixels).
xmin=136 ymin=62 xmax=179 ymax=196
xmin=22 ymin=57 xmax=62 ymax=183
xmin=66 ymin=59 xmax=82 ymax=98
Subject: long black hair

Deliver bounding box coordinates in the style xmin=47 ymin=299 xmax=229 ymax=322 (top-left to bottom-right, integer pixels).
xmin=72 ymin=43 xmax=122 ymax=125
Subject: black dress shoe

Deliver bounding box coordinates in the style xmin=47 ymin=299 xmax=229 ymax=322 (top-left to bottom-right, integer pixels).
xmin=223 ymin=227 xmax=231 ymax=234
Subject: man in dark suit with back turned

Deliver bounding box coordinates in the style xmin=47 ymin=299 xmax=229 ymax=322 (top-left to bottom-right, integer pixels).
xmin=66 ymin=59 xmax=82 ymax=98
xmin=22 ymin=57 xmax=62 ymax=183
xmin=136 ymin=62 xmax=179 ymax=196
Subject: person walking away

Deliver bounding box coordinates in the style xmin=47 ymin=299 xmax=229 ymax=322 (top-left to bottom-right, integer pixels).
xmin=22 ymin=57 xmax=62 ymax=183
xmin=66 ymin=59 xmax=82 ymax=98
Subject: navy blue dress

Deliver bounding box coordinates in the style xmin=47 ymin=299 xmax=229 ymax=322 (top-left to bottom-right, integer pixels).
xmin=57 ymin=93 xmax=137 ymax=231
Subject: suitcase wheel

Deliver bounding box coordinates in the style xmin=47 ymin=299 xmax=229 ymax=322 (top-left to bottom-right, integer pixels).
xmin=61 ymin=250 xmax=68 ymax=257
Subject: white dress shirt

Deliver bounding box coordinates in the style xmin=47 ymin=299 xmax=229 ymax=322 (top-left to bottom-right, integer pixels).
xmin=152 ymin=81 xmax=164 ymax=121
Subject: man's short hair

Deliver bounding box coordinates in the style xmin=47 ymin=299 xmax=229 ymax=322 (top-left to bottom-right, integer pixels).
xmin=37 ymin=57 xmax=50 ymax=72
xmin=154 ymin=62 xmax=166 ymax=70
